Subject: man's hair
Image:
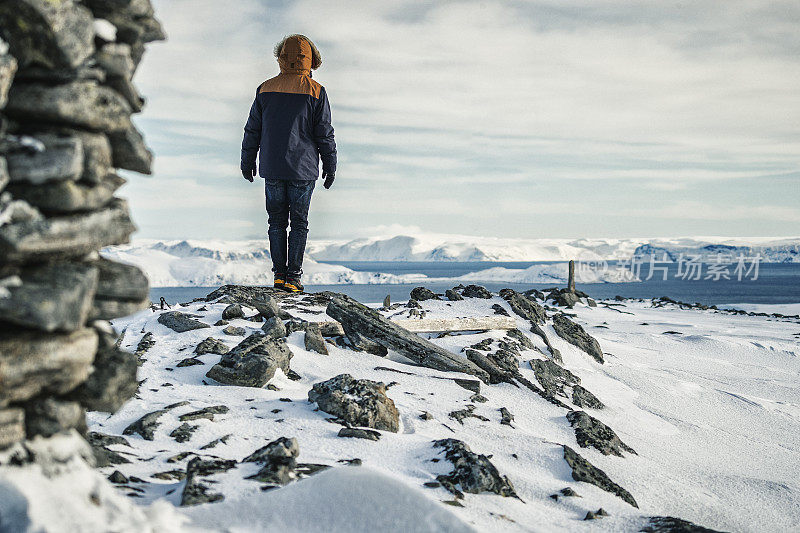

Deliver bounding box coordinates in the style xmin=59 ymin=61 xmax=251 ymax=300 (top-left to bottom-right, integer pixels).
xmin=274 ymin=34 xmax=322 ymax=70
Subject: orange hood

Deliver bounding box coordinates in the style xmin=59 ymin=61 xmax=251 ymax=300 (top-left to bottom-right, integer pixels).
xmin=278 ymin=35 xmax=313 ymax=75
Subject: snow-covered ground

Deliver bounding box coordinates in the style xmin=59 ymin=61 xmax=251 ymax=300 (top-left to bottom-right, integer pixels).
xmin=84 ymin=290 xmax=800 ymax=532
xmin=102 ymin=240 xmax=637 ymax=287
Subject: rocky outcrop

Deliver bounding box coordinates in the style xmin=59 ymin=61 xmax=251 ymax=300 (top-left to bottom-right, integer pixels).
xmin=433 ymin=438 xmax=518 ymax=498
xmin=308 ymin=374 xmax=400 ymax=432
xmin=566 ymin=410 xmax=636 ymax=457
xmin=206 ymin=332 xmax=292 ymax=387
xmin=641 ymin=516 xmax=724 ymax=533
xmin=562 ymin=445 xmax=637 ymax=507
xmin=157 ymin=311 xmax=210 ymax=333
xmin=410 ymin=286 xmax=439 ymax=301
xmin=0 ymin=0 xmax=158 ymax=461
xmin=326 ymin=294 xmax=489 ymax=382
xmin=180 ymin=457 xmax=236 ymax=506
xmin=552 ymin=313 xmax=604 ymax=363
xmin=461 ymin=284 xmax=492 ymax=299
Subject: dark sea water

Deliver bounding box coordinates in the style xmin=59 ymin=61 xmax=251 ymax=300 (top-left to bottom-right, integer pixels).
xmin=149 ymin=261 xmax=800 ymax=306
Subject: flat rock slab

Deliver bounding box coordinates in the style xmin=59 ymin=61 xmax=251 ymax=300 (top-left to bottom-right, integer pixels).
xmin=642 ymin=516 xmax=724 ymax=533
xmin=563 ymin=445 xmax=637 ymax=507
xmin=93 ymin=256 xmax=149 ymax=302
xmin=181 ymin=457 xmax=237 ymax=506
xmin=0 ymin=328 xmax=97 ymax=404
xmin=157 ymin=311 xmax=210 ymax=333
xmin=5 ymin=134 xmax=83 ymax=185
xmin=206 ymin=333 xmax=292 ymax=388
xmin=499 ymin=288 xmax=547 ymax=325
xmin=8 ymin=173 xmax=123 ymax=214
xmin=0 ymin=199 xmax=135 ymax=263
xmin=122 ymin=401 xmax=189 ymax=441
xmin=433 ymin=438 xmax=518 ymax=498
xmin=326 ymin=294 xmax=489 ymax=382
xmin=552 ymin=314 xmax=604 ymax=364
xmin=243 ymin=436 xmax=299 ymax=463
xmin=194 ymin=337 xmax=229 ymax=356
xmin=0 ymin=261 xmax=98 ymax=332
xmin=309 ymin=374 xmax=399 ymax=433
xmin=338 ymin=427 xmax=381 ymax=441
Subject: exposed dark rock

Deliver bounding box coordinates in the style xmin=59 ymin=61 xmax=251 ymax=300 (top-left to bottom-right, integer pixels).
xmin=0 ymin=261 xmax=98 ymax=332
xmin=0 ymin=408 xmax=25 ymax=449
xmin=449 ymin=405 xmax=489 ymax=425
xmin=500 ymin=289 xmax=546 ymax=325
xmin=453 ymin=379 xmax=481 ymax=393
xmin=86 ymin=431 xmax=130 ymax=466
xmin=222 ymin=303 xmax=244 ymax=320
xmin=338 ymin=427 xmax=381 ymax=441
xmin=419 ymin=411 xmax=434 ymax=421
xmin=180 ymin=457 xmax=236 ymax=506
xmin=433 ymin=439 xmax=517 ymax=498
xmin=108 ymin=470 xmax=128 ymax=484
xmin=200 ymin=434 xmax=231 ymax=450
xmin=562 ymin=445 xmax=637 ymax=507
xmin=176 ymin=357 xmax=203 ymax=367
xmin=133 ymin=331 xmax=154 ymax=364
xmin=169 ymin=423 xmax=197 ymax=443
xmin=499 ymin=407 xmax=514 ymax=427
xmin=344 ymin=328 xmax=387 ymax=356
xmin=179 ymin=405 xmax=229 ymax=422
xmin=461 ymin=284 xmax=492 ymax=299
xmin=93 ymin=256 xmax=148 ymax=302
xmin=222 ymin=325 xmax=245 ymax=336
xmin=194 ymin=337 xmax=229 ymax=356
xmin=157 ymin=311 xmax=210 ymax=333
xmin=122 ymin=401 xmax=188 ymax=441
xmin=23 ymin=397 xmax=84 ymax=438
xmin=641 ymin=516 xmax=724 ymax=533
xmin=410 ymin=286 xmax=439 ymax=301
xmin=244 ymin=436 xmax=301 ymax=486
xmin=308 ymin=374 xmax=400 ymax=432
xmin=0 ymin=328 xmax=97 ymax=404
xmin=206 ymin=332 xmax=292 ymax=388
xmin=584 ymin=508 xmax=609 ymax=520
xmin=0 ymin=0 xmax=95 ymax=70
xmin=491 ymin=304 xmax=510 ymax=316
xmin=243 ymin=436 xmax=299 ymax=463
xmin=572 ymin=385 xmax=604 ymax=409
xmin=261 ymin=315 xmax=287 ymax=338
xmin=0 ymin=199 xmax=135 ymax=263
xmin=303 ymin=323 xmax=328 ymax=354
xmin=470 ymin=393 xmax=488 ymax=403
xmin=566 ymin=410 xmax=635 ymax=457
xmin=326 ymin=294 xmax=489 ymax=382
xmin=531 ymin=358 xmax=579 ymax=399
xmin=445 ymin=288 xmax=463 ymax=301
xmin=107 ymin=123 xmax=152 ymax=174
xmin=552 ymin=314 xmax=604 ymax=363
xmin=469 ymin=338 xmax=493 ymax=351
xmin=465 ymin=349 xmax=514 ymax=385
xmin=487 ymin=348 xmax=519 ymax=374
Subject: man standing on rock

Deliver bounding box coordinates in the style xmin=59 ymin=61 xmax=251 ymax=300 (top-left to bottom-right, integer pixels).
xmin=241 ymin=34 xmax=337 ymax=293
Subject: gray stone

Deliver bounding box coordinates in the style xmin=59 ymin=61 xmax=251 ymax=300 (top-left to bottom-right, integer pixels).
xmin=344 ymin=328 xmax=387 ymax=356
xmin=86 ymin=431 xmax=131 ymax=466
xmin=261 ymin=315 xmax=286 ymax=338
xmin=69 ymin=326 xmax=137 ymax=413
xmin=179 ymin=405 xmax=228 ymax=422
xmin=445 ymin=288 xmax=463 ymax=301
xmin=0 ymin=0 xmax=95 ymax=70
xmin=552 ymin=313 xmax=604 ymax=363
xmin=5 ymin=133 xmax=83 ymax=185
xmin=338 ymin=427 xmax=381 ymax=441
xmin=180 ymin=457 xmax=236 ymax=506
xmin=206 ymin=333 xmax=292 ymax=388
xmin=465 ymin=349 xmax=514 ymax=385
xmin=94 ymin=43 xmax=134 ymax=78
xmin=449 ymin=405 xmax=489 ymax=425
xmin=108 ymin=470 xmax=128 ymax=484
xmin=0 ymin=198 xmax=136 ymax=263
xmin=93 ymin=255 xmax=149 ymax=302
xmin=499 ymin=407 xmax=514 ymax=427
xmin=641 ymin=516 xmax=723 ymax=533
xmin=433 ymin=439 xmax=517 ymax=498
xmin=566 ymin=410 xmax=635 ymax=457
xmin=7 ymin=172 xmax=124 ymax=213
xmin=308 ymin=374 xmax=399 ymax=432
xmin=89 ymin=293 xmax=149 ymax=321
xmin=461 ymin=285 xmax=492 ymax=299
xmin=6 ymin=80 xmax=132 ymax=132
xmin=0 ymin=261 xmax=98 ymax=332
xmin=0 ymin=328 xmax=97 ymax=404
xmin=303 ymin=323 xmax=328 ymax=355
xmin=133 ymin=331 xmax=154 ymax=364
xmin=243 ymin=436 xmax=298 ymax=463
xmin=157 ymin=311 xmax=210 ymax=333
xmin=222 ymin=325 xmax=245 ymax=336
xmin=326 ymin=294 xmax=489 ymax=382
xmin=0 ymin=408 xmax=25 ymax=449
xmin=572 ymin=384 xmax=604 ymax=409
xmin=122 ymin=401 xmax=188 ymax=441
xmin=23 ymin=397 xmax=84 ymax=438
xmin=499 ymin=288 xmax=546 ymax=325
xmin=72 ymin=129 xmax=113 ymax=184
xmin=410 ymin=286 xmax=439 ymax=301
xmin=562 ymin=445 xmax=637 ymax=507
xmin=170 ymin=422 xmax=197 ymax=443
xmin=506 ymin=328 xmax=536 ymax=350
xmin=221 ymin=303 xmax=243 ymax=320
xmin=531 ymin=358 xmax=579 ymax=399
xmin=176 ymin=357 xmax=203 ymax=367
xmin=0 ymin=53 xmax=17 ymax=108
xmin=194 ymin=337 xmax=229 ymax=356
xmin=108 ymin=124 xmax=152 ymax=174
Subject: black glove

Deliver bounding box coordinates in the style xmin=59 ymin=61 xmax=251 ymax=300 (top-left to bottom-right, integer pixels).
xmin=242 ymin=168 xmax=255 ymax=182
xmin=323 ymin=171 xmax=335 ymax=189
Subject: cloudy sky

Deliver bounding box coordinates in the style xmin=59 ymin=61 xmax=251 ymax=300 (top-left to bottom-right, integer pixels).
xmin=124 ymin=0 xmax=800 ymax=241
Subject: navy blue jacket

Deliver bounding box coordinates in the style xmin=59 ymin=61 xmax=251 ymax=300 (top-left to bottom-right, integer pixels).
xmin=241 ymin=73 xmax=337 ymax=181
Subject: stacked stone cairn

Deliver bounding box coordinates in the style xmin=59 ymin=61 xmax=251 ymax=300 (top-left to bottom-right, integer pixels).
xmin=0 ymin=0 xmax=163 ymax=454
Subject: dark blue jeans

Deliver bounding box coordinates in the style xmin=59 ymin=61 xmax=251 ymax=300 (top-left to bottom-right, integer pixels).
xmin=264 ymin=179 xmax=315 ymax=278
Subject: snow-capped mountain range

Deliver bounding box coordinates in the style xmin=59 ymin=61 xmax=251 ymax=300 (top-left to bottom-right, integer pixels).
xmin=102 ymin=235 xmax=799 ymax=287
